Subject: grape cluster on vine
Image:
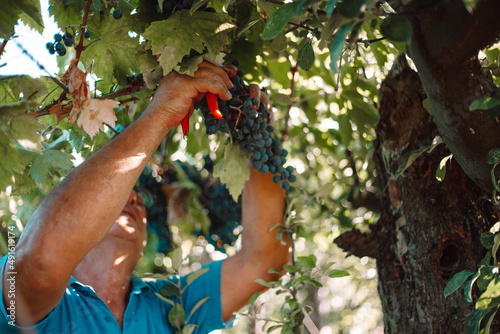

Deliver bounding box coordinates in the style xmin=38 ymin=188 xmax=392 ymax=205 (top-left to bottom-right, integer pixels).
xmin=46 ymin=32 xmax=74 ymax=57
xmin=138 ymin=160 xmax=242 ymax=254
xmin=194 ymin=59 xmax=297 ymax=191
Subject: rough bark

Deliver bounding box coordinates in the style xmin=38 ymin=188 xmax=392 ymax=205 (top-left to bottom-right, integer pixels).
xmin=369 ymin=56 xmax=500 ymax=333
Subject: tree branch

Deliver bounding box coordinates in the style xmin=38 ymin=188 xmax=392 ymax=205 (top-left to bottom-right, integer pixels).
xmin=407 ymin=0 xmax=500 ymax=66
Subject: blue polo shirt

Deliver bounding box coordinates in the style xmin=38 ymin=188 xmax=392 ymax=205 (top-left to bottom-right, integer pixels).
xmin=0 ymin=255 xmax=229 ymax=333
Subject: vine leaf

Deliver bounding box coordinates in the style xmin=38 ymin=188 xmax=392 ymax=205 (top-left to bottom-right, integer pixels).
xmin=330 ymin=23 xmax=352 ymax=74
xmin=262 ymin=3 xmax=297 ymax=40
xmin=29 ymin=149 xmax=74 ymax=187
xmin=143 ymin=10 xmax=235 ymax=75
xmin=298 ymin=41 xmax=315 ymax=71
xmin=76 ymin=99 xmax=119 ymax=138
xmin=81 ymin=14 xmax=143 ymax=84
xmin=214 ymin=143 xmax=249 ymax=202
xmin=0 ymin=0 xmax=44 ymax=38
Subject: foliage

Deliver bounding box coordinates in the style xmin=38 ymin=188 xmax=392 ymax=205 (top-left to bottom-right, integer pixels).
xmin=444 ymin=230 xmax=500 ymax=334
xmin=7 ymin=0 xmax=500 ymax=332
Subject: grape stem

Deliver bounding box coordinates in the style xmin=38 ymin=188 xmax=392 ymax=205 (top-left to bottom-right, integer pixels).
xmin=0 ymin=33 xmax=12 ymax=58
xmin=75 ymin=0 xmax=93 ymax=63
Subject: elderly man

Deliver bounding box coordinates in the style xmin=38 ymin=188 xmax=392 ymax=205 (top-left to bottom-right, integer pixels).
xmin=0 ymin=62 xmax=289 ymax=333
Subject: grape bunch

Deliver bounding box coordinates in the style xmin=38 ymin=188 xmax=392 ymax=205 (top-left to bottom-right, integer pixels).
xmin=194 ymin=60 xmax=297 ymax=191
xmin=46 ymin=32 xmax=74 ymax=57
xmin=138 ymin=172 xmax=172 ymax=254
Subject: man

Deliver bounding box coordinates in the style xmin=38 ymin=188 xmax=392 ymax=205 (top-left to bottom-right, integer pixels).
xmin=0 ymin=62 xmax=289 ymax=333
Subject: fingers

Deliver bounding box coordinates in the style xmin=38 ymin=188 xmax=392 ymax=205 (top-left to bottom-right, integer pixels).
xmin=197 ymin=61 xmax=233 ymax=90
xmin=192 ymin=63 xmax=232 ymax=101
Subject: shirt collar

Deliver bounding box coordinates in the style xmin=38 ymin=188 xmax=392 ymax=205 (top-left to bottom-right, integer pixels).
xmin=69 ymin=276 xmax=150 ymax=294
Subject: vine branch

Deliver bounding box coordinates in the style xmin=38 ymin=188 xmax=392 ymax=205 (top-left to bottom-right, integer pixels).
xmin=75 ymin=0 xmax=93 ymax=63
xmin=0 ymin=34 xmax=12 ymax=58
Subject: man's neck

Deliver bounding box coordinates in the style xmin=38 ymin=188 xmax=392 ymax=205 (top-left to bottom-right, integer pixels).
xmin=73 ymin=238 xmax=141 ymax=328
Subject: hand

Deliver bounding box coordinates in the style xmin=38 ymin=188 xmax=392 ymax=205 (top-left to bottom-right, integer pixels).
xmin=146 ymin=61 xmax=233 ymax=130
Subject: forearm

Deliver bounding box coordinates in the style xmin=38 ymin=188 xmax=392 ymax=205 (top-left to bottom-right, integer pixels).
xmin=16 ymin=108 xmax=169 ymax=274
xmin=240 ymin=167 xmax=289 ymax=269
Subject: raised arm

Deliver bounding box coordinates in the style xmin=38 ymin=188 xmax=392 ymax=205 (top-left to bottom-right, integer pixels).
xmin=220 ymin=89 xmax=290 ymax=321
xmin=3 ymin=62 xmax=232 ymax=324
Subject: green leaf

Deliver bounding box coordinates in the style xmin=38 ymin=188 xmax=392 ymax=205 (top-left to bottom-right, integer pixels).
xmin=0 ymin=0 xmax=43 ymax=38
xmin=255 ymin=278 xmax=279 ymax=288
xmin=186 ymin=296 xmax=210 ymax=323
xmin=422 ymin=98 xmax=433 ymax=115
xmin=297 ymin=255 xmax=317 ymax=270
xmin=262 ymin=3 xmax=297 ymax=40
xmin=336 ymin=0 xmax=366 ymax=19
xmin=477 ymin=266 xmax=497 ymax=291
xmin=295 ymin=0 xmax=313 ymax=15
xmin=493 ymin=234 xmax=500 ymax=263
xmin=436 ymin=154 xmax=452 ymax=182
xmin=143 ymin=10 xmax=235 ymax=74
xmin=186 ymin=268 xmax=209 ymax=288
xmin=326 ymin=0 xmax=339 ymax=17
xmin=470 ymin=97 xmax=500 ymax=111
xmin=328 ymin=269 xmax=350 ymax=278
xmin=479 ymin=252 xmax=493 ymax=267
xmin=168 ymin=303 xmax=186 ymax=329
xmin=182 ymin=324 xmax=198 ymax=334
xmin=249 ymin=291 xmax=262 ymax=307
xmin=161 ymin=284 xmax=180 ymax=297
xmin=487 ymin=149 xmax=500 ymax=165
xmin=444 ymin=270 xmax=474 ymax=297
xmin=476 ymin=277 xmax=500 ymax=309
xmin=284 ymin=264 xmax=299 ymax=273
xmin=291 ymin=275 xmax=311 ymax=287
xmin=298 ymin=41 xmax=315 ymax=71
xmin=171 ymin=247 xmax=183 ymax=272
xmin=48 ymin=0 xmax=85 ymax=28
xmin=81 ymin=14 xmax=143 ymax=83
xmin=17 ymin=0 xmax=44 ymax=29
xmin=330 ymin=23 xmax=352 ymax=74
xmin=213 ymin=143 xmax=250 ymax=201
xmin=464 ymin=308 xmax=492 ymax=334
xmin=29 ymin=149 xmax=74 ymax=187
xmin=480 ymin=308 xmax=498 ymax=334
xmin=380 ymin=15 xmax=412 ymax=43
xmin=11 ymin=116 xmax=44 ymax=149
xmin=465 ymin=272 xmax=480 ymax=303
xmin=154 ymin=292 xmax=175 ymax=306
xmin=481 ymin=233 xmax=496 ymax=251
xmin=190 ymin=0 xmax=210 ymax=14
xmin=395 ymin=136 xmax=443 ymax=177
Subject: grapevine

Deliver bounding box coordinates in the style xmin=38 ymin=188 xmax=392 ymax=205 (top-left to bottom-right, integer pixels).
xmin=138 ymin=160 xmax=242 ymax=253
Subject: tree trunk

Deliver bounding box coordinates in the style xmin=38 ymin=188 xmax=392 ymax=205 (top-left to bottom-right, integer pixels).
xmin=337 ymin=55 xmax=500 ymax=333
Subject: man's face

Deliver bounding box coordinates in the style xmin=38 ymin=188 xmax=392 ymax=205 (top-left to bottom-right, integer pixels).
xmin=109 ymin=190 xmax=148 ymax=248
